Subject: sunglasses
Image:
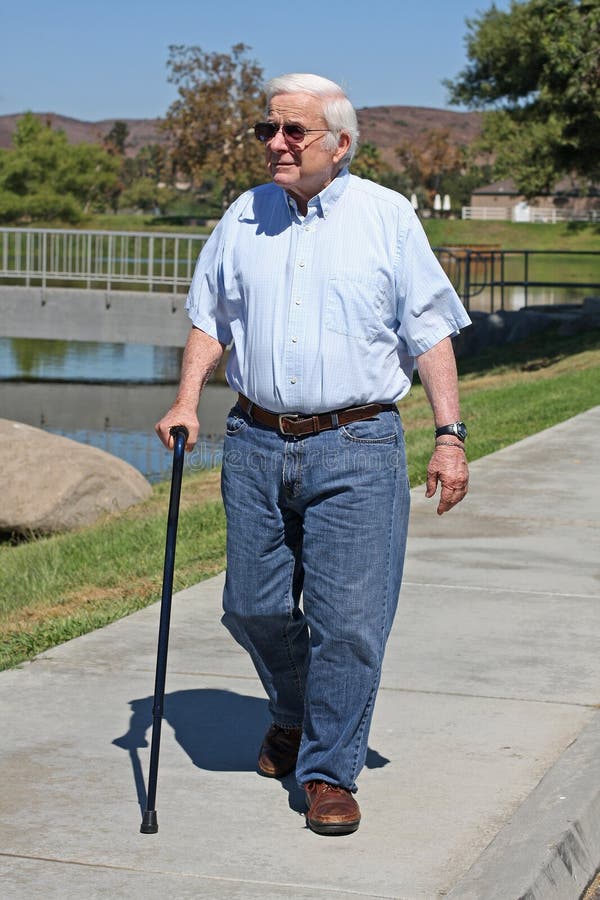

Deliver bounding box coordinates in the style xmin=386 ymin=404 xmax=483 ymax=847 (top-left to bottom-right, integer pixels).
xmin=254 ymin=122 xmax=329 ymax=143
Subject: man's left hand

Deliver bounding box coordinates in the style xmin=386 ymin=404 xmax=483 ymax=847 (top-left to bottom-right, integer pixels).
xmin=425 ymin=445 xmax=469 ymax=515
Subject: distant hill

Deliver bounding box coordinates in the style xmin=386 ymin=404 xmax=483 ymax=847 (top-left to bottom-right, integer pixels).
xmin=0 ymin=107 xmax=483 ymax=171
xmin=0 ymin=113 xmax=164 ymax=158
xmin=355 ymin=106 xmax=483 ymax=170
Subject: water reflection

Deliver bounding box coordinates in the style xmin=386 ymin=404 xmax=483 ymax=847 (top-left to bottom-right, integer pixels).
xmin=467 ymin=285 xmax=589 ymax=313
xmin=1 ymin=337 xmax=184 ymax=383
xmin=0 ymin=338 xmax=234 ymax=481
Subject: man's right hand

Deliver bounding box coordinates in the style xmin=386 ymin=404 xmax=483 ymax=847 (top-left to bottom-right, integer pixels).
xmin=155 ymin=406 xmax=199 ymax=451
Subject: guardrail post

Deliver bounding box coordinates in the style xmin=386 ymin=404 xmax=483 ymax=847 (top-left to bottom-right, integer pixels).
xmin=42 ymin=231 xmax=47 ymax=291
xmin=173 ymin=237 xmax=179 ymax=294
xmin=149 ymin=236 xmax=154 ymax=291
xmin=107 ymin=233 xmax=113 ymax=293
xmin=86 ymin=233 xmax=92 ymax=289
xmin=26 ymin=231 xmax=31 ymax=287
xmin=464 ymin=250 xmax=471 ymax=309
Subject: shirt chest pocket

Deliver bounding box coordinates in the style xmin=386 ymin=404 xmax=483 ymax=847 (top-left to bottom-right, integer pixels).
xmin=325 ymin=275 xmax=386 ymax=342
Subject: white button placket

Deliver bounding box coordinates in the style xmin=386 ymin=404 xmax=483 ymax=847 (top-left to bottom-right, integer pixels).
xmin=285 ymin=213 xmax=316 ymax=408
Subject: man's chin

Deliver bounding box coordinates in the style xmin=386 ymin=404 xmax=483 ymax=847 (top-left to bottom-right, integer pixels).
xmin=271 ymin=164 xmax=297 ymax=183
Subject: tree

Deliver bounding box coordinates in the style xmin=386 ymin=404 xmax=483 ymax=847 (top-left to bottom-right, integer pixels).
xmin=103 ymin=120 xmax=129 ymax=156
xmin=163 ymin=43 xmax=267 ymax=209
xmin=349 ymin=143 xmax=410 ymax=194
xmin=60 ymin=142 xmax=122 ymax=213
xmin=123 ymin=143 xmax=170 ymax=183
xmin=0 ymin=113 xmax=121 ymax=223
xmin=396 ymin=128 xmax=466 ymax=205
xmin=350 ymin=142 xmax=391 ymax=182
xmin=445 ymin=0 xmax=600 ymax=195
xmin=119 ymin=177 xmax=176 ymax=214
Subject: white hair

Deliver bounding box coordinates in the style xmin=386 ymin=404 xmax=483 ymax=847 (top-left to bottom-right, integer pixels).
xmin=265 ymin=73 xmax=359 ymax=166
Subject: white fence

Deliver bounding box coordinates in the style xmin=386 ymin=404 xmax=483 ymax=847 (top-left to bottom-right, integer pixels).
xmin=462 ymin=207 xmax=511 ymax=221
xmin=462 ymin=206 xmax=600 ymax=224
xmin=0 ymin=227 xmax=209 ymax=293
xmin=527 ymin=208 xmax=600 ymax=224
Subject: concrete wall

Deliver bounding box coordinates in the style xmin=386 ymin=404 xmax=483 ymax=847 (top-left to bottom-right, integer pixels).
xmin=0 ymin=286 xmax=191 ymax=346
xmin=0 ymin=381 xmax=234 ymax=433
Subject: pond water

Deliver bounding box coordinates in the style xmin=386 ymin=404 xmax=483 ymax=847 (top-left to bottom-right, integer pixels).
xmin=0 ymin=338 xmax=235 ymax=482
xmin=466 ymin=284 xmax=590 ymax=313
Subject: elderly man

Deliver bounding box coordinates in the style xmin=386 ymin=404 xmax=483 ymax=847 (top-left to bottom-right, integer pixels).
xmin=156 ymin=72 xmax=470 ymax=836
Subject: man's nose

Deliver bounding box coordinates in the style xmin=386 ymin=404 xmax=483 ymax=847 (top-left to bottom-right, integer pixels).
xmin=268 ymin=127 xmax=288 ymax=151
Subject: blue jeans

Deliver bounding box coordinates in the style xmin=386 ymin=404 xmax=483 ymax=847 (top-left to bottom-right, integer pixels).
xmin=220 ymin=404 xmax=410 ymax=792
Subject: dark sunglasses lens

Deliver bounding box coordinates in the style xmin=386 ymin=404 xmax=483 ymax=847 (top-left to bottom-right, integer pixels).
xmin=282 ymin=125 xmax=306 ymax=141
xmin=254 ymin=123 xmax=277 ymax=142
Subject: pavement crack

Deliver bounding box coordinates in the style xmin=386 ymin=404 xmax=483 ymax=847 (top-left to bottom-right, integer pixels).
xmin=0 ymin=851 xmax=401 ymax=898
xmin=379 ymin=685 xmax=598 ymax=708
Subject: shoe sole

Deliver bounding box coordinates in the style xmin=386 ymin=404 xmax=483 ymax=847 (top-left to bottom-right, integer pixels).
xmin=306 ymin=816 xmax=360 ymax=836
xmin=257 ymin=760 xmax=297 ymax=778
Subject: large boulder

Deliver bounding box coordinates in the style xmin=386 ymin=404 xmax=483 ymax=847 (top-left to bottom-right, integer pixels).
xmin=0 ymin=419 xmax=152 ymax=536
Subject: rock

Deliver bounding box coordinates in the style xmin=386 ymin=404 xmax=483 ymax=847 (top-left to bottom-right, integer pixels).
xmin=0 ymin=419 xmax=152 ymax=536
xmin=452 ymin=304 xmax=596 ymax=358
xmin=453 ymin=309 xmax=556 ymax=357
xmin=583 ymin=296 xmax=600 ymax=328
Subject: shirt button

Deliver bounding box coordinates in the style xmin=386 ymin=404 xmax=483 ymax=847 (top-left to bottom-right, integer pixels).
xmin=290 ymin=377 xmax=297 ymax=384
xmin=295 ymin=299 xmax=301 ymax=305
xmin=291 ymin=336 xmax=298 ymax=343
xmin=298 ymin=260 xmax=305 ymax=267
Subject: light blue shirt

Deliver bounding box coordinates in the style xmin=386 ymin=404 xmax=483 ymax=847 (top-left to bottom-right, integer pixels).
xmin=186 ymin=167 xmax=471 ymax=414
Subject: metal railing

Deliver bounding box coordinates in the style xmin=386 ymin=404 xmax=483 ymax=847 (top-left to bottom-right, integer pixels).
xmin=0 ymin=227 xmax=209 ymax=293
xmin=2 ymin=228 xmax=598 ymax=316
xmin=434 ymin=247 xmax=600 ymax=311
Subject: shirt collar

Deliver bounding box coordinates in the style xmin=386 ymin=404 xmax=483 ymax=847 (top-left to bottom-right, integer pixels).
xmin=283 ymin=166 xmax=350 ymax=220
xmin=317 ymin=166 xmax=350 ymax=217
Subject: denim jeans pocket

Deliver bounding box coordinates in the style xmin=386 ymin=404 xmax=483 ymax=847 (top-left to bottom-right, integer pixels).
xmin=225 ymin=404 xmax=250 ymax=436
xmin=339 ymin=411 xmax=398 ymax=444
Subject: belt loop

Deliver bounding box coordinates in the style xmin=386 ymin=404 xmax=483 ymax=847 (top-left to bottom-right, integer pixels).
xmin=238 ymin=393 xmax=253 ymax=420
xmin=312 ymin=415 xmax=320 ymax=434
xmin=330 ymin=412 xmax=339 ymax=429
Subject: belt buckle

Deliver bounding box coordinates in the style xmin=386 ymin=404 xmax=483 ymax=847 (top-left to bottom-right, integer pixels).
xmin=278 ymin=413 xmax=300 ymax=435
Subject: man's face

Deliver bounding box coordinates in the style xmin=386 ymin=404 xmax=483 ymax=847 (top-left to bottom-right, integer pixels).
xmin=264 ymin=93 xmax=348 ymax=208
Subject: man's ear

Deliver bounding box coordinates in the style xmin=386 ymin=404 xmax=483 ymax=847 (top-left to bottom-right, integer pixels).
xmin=333 ymin=131 xmax=351 ymax=164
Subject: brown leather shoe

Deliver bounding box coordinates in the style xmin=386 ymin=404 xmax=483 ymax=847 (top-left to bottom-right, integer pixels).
xmin=304 ymin=780 xmax=361 ymax=835
xmin=257 ymin=724 xmax=302 ymax=778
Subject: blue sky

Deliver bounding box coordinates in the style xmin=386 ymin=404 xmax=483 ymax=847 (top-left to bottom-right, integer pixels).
xmin=1 ymin=0 xmax=509 ymax=120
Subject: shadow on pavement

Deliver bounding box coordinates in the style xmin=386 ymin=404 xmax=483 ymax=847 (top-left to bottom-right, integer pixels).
xmin=113 ymin=688 xmax=390 ymax=814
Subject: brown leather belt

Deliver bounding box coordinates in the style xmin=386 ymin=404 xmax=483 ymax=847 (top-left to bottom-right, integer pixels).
xmin=237 ymin=393 xmax=396 ymax=437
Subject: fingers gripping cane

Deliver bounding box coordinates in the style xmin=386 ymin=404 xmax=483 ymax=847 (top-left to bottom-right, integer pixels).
xmin=141 ymin=424 xmax=188 ymax=834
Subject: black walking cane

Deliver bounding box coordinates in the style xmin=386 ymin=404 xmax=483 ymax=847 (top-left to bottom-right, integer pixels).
xmin=140 ymin=424 xmax=188 ymax=834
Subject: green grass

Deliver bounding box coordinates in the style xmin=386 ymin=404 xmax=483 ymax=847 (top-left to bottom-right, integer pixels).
xmin=0 ymin=471 xmax=226 ymax=670
xmin=84 ymin=213 xmax=212 ymax=234
xmin=424 ymin=219 xmax=600 ymax=252
xmin=1 ymin=326 xmax=599 ymax=671
xmin=402 ymin=326 xmax=600 ymax=483
xmin=19 ymin=213 xmax=212 ymax=234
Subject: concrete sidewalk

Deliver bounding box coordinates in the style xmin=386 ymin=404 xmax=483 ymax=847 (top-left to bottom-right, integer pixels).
xmin=1 ymin=408 xmax=599 ymax=900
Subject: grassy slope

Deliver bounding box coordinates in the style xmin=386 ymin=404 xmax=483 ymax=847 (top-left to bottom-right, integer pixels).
xmin=423 ymin=219 xmax=600 ymax=251
xmin=1 ymin=326 xmax=599 ymax=671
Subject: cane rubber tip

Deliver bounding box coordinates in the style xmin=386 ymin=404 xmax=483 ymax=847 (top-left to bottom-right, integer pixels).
xmin=140 ymin=810 xmax=158 ymax=834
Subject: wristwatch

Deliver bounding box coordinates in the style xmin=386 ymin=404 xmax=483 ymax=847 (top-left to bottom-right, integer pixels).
xmin=435 ymin=421 xmax=467 ymax=442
